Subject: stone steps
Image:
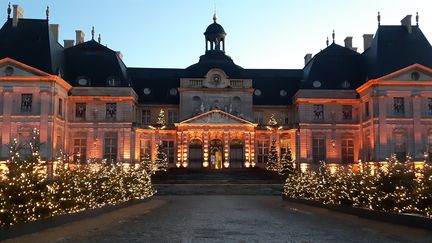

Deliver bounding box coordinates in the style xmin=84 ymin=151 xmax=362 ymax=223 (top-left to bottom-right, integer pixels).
xmin=152 ymin=168 xmax=285 ymax=195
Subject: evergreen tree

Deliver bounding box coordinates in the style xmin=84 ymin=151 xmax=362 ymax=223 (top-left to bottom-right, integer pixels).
xmin=266 ymin=139 xmax=279 ymax=171
xmin=141 ymin=153 xmax=154 ymax=174
xmin=279 ymin=146 xmax=295 ymax=175
xmin=157 ymin=109 xmax=166 ymax=127
xmin=154 ymin=142 xmax=168 ymax=172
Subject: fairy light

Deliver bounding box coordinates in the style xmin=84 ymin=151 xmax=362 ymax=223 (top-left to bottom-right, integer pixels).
xmin=284 ymin=157 xmax=432 ymax=218
xmin=0 ymin=129 xmax=155 ymax=227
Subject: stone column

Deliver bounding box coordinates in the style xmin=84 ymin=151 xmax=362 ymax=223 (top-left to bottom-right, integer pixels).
xmin=250 ymin=131 xmax=255 ymax=166
xmin=182 ymin=132 xmax=188 ymax=167
xmin=223 ymin=131 xmax=229 ymax=167
xmin=203 ymin=130 xmax=209 ymax=166
xmin=176 ymin=131 xmax=182 ymax=166
xmin=1 ymin=87 xmax=13 ymax=158
xmin=39 ymin=88 xmax=51 ymax=160
xmin=412 ymin=92 xmax=422 ymax=160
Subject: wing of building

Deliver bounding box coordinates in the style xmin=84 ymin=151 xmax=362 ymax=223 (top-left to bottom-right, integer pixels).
xmin=1 ymin=5 xmax=432 ymax=169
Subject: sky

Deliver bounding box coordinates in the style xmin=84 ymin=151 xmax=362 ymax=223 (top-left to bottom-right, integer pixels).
xmin=6 ymin=0 xmax=432 ymax=69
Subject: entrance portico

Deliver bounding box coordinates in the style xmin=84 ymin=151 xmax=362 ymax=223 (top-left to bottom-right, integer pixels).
xmin=175 ymin=109 xmax=257 ymax=169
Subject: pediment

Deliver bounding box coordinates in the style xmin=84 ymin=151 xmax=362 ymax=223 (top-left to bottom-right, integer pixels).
xmin=0 ymin=58 xmax=52 ymax=78
xmin=178 ymin=109 xmax=255 ymax=126
xmin=378 ymin=64 xmax=432 ymax=82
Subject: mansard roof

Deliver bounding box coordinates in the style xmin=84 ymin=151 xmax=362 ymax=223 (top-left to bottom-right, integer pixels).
xmin=64 ymin=40 xmax=129 ymax=87
xmin=302 ymin=43 xmax=367 ymax=90
xmin=363 ymin=25 xmax=432 ymax=79
xmin=185 ymin=50 xmax=243 ymax=78
xmin=0 ymin=18 xmax=63 ymax=75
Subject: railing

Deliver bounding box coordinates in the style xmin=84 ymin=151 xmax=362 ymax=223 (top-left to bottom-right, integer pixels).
xmin=189 ymin=79 xmax=203 ymax=88
xmin=230 ymin=80 xmax=243 ymax=88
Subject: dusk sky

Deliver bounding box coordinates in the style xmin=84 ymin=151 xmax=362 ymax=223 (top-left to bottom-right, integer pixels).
xmin=8 ymin=0 xmax=432 ymax=69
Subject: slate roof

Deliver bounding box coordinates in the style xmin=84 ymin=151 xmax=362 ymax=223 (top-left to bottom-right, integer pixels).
xmin=128 ymin=67 xmax=184 ymax=104
xmin=64 ymin=40 xmax=129 ymax=87
xmin=0 ymin=18 xmax=63 ymax=75
xmin=302 ymin=43 xmax=367 ymax=90
xmin=363 ymin=25 xmax=432 ymax=79
xmin=185 ymin=50 xmax=243 ymax=78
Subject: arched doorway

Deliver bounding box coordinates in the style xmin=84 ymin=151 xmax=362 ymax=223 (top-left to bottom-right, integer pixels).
xmin=189 ymin=139 xmax=203 ymax=169
xmin=210 ymin=139 xmax=223 ymax=169
xmin=230 ymin=139 xmax=244 ymax=168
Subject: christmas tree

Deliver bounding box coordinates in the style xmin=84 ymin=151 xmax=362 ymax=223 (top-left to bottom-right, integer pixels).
xmin=157 ymin=109 xmax=166 ymax=128
xmin=266 ymin=139 xmax=279 ymax=171
xmin=154 ymin=142 xmax=168 ymax=172
xmin=279 ymin=146 xmax=295 ymax=175
xmin=140 ymin=153 xmax=154 ymax=174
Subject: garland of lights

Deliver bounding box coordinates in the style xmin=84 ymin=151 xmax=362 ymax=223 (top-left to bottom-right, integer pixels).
xmin=284 ymin=160 xmax=432 ymax=218
xmin=0 ymin=129 xmax=155 ymax=227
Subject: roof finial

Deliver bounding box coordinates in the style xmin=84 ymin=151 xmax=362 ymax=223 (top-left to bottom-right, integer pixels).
xmin=7 ymin=2 xmax=11 ymax=19
xmin=377 ymin=11 xmax=381 ymax=26
xmin=213 ymin=5 xmax=218 ymax=23
xmin=326 ymin=37 xmax=329 ymax=47
xmin=332 ymin=30 xmax=335 ymax=43
xmin=91 ymin=26 xmax=95 ymax=40
xmin=416 ymin=12 xmax=419 ymax=26
xmin=46 ymin=6 xmax=50 ymax=20
xmin=98 ymin=34 xmax=101 ymax=43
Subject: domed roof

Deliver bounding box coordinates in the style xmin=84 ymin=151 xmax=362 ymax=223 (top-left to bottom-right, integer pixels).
xmin=204 ymin=14 xmax=226 ymax=41
xmin=302 ymin=43 xmax=367 ymax=89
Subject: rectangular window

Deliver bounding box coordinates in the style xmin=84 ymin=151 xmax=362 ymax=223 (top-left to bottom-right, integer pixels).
xmin=342 ymin=105 xmax=353 ymax=120
xmin=168 ymin=110 xmax=178 ymax=123
xmin=313 ymin=104 xmax=324 ymax=120
xmin=254 ymin=112 xmax=263 ymax=124
xmin=104 ymin=132 xmax=118 ymax=162
xmin=140 ymin=140 xmax=152 ymax=161
xmin=73 ymin=138 xmax=87 ymax=163
xmin=312 ymin=136 xmax=326 ymax=163
xmin=284 ymin=114 xmax=289 ymax=124
xmin=341 ymin=138 xmax=354 ymax=163
xmin=75 ymin=103 xmax=86 ymax=118
xmin=21 ymin=94 xmax=33 ymax=112
xmin=365 ymin=101 xmax=370 ymax=118
xmin=106 ymin=103 xmax=117 ymax=119
xmin=393 ymin=97 xmax=405 ymax=115
xmin=141 ymin=110 xmax=151 ymax=124
xmin=58 ymin=98 xmax=63 ymax=116
xmin=427 ymin=98 xmax=432 ymax=116
xmin=162 ymin=140 xmax=175 ymax=164
xmin=257 ymin=140 xmax=269 ymax=163
xmin=280 ymin=139 xmax=291 ymax=156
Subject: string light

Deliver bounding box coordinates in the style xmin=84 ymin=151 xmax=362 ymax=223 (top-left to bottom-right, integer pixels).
xmin=0 ymin=129 xmax=155 ymax=227
xmin=284 ymin=157 xmax=432 ymax=218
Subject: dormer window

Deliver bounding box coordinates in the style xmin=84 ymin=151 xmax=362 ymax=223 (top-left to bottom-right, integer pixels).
xmin=143 ymin=88 xmax=151 ymax=95
xmin=254 ymin=89 xmax=262 ymax=96
xmin=169 ymin=88 xmax=178 ymax=96
xmin=107 ymin=77 xmax=118 ymax=86
xmin=77 ymin=77 xmax=89 ymax=86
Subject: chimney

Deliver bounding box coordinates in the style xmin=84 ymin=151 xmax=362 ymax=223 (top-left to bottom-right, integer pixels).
xmin=401 ymin=15 xmax=412 ymax=34
xmin=49 ymin=24 xmax=59 ymax=43
xmin=75 ymin=30 xmax=85 ymax=44
xmin=63 ymin=40 xmax=75 ymax=48
xmin=363 ymin=34 xmax=374 ymax=51
xmin=304 ymin=54 xmax=312 ymax=65
xmin=116 ymin=51 xmax=123 ymax=60
xmin=344 ymin=37 xmax=353 ymax=49
xmin=12 ymin=5 xmax=24 ymax=27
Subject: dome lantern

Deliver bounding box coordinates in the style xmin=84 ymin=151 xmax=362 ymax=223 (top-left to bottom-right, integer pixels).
xmin=204 ymin=14 xmax=226 ymax=52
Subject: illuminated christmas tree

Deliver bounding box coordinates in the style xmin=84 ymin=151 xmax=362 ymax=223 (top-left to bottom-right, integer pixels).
xmin=279 ymin=146 xmax=295 ymax=175
xmin=266 ymin=139 xmax=279 ymax=171
xmin=155 ymin=142 xmax=168 ymax=172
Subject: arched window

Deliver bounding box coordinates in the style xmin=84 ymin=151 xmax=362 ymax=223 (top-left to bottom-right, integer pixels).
xmin=192 ymin=96 xmax=201 ymax=113
xmin=232 ymin=96 xmax=241 ymax=115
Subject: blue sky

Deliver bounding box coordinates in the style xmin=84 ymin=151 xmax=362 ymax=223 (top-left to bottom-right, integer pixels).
xmin=7 ymin=0 xmax=432 ymax=69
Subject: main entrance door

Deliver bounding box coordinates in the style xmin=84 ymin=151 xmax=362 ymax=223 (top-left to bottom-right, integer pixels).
xmin=210 ymin=139 xmax=223 ymax=169
xmin=230 ymin=139 xmax=244 ymax=168
xmin=189 ymin=139 xmax=203 ymax=169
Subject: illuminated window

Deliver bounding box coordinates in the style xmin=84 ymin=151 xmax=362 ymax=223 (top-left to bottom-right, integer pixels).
xmin=104 ymin=132 xmax=118 ymax=162
xmin=162 ymin=140 xmax=175 ymax=164
xmin=168 ymin=110 xmax=178 ymax=123
xmin=254 ymin=112 xmax=263 ymax=124
xmin=313 ymin=104 xmax=324 ymax=120
xmin=140 ymin=140 xmax=151 ymax=161
xmin=280 ymin=138 xmax=291 ymax=156
xmin=257 ymin=140 xmax=269 ymax=163
xmin=312 ymin=135 xmax=326 ymax=163
xmin=393 ymin=97 xmax=405 ymax=115
xmin=142 ymin=110 xmax=151 ymax=124
xmin=75 ymin=103 xmax=86 ymax=118
xmin=21 ymin=94 xmax=33 ymax=112
xmin=394 ymin=131 xmax=406 ymax=162
xmin=342 ymin=105 xmax=352 ymax=120
xmin=106 ymin=103 xmax=117 ymax=119
xmin=58 ymin=98 xmax=63 ymax=116
xmin=73 ymin=138 xmax=87 ymax=163
xmin=341 ymin=138 xmax=354 ymax=163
